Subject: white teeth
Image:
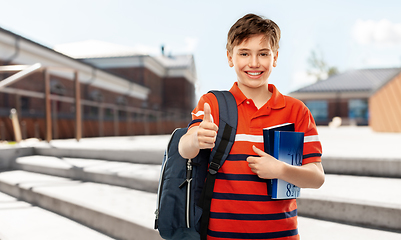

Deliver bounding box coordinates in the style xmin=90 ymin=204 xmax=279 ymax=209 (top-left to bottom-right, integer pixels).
xmin=247 ymin=72 xmax=262 ymax=76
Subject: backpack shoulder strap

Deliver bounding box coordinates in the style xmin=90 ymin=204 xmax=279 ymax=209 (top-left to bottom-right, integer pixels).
xmin=199 ymin=90 xmax=237 ymax=240
xmin=208 ymin=90 xmax=238 ymax=173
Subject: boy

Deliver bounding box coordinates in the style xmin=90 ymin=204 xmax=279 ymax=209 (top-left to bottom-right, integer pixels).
xmin=179 ymin=13 xmax=324 ymax=240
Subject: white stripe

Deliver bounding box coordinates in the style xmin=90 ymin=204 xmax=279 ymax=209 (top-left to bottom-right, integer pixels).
xmin=191 ymin=111 xmax=214 ymax=123
xmin=192 ymin=111 xmax=204 ymax=117
xmin=235 ymin=134 xmax=263 ymax=143
xmin=235 ymin=134 xmax=319 ymax=144
xmin=304 ymin=135 xmax=320 ymax=143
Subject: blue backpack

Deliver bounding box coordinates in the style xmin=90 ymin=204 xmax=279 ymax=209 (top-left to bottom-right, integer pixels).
xmin=155 ymin=91 xmax=238 ymax=240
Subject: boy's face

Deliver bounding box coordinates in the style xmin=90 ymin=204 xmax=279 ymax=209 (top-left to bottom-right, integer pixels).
xmin=227 ymin=34 xmax=278 ymax=91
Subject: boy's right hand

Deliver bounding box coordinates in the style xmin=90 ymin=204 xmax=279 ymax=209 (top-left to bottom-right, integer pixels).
xmin=195 ymin=103 xmax=218 ymax=149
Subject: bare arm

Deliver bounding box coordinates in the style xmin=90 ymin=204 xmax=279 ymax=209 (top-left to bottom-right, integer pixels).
xmin=178 ymin=103 xmax=218 ymax=159
xmin=247 ymin=145 xmax=325 ymax=189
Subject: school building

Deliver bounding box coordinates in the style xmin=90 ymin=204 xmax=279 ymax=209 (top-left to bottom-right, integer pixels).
xmin=289 ymin=68 xmax=401 ymax=132
xmin=0 ymin=26 xmax=196 ymax=141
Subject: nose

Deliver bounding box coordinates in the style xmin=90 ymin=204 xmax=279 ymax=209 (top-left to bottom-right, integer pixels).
xmin=248 ymin=55 xmax=260 ymax=68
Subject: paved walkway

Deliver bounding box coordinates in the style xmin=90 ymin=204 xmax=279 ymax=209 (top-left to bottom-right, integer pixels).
xmin=317 ymin=126 xmax=401 ymax=159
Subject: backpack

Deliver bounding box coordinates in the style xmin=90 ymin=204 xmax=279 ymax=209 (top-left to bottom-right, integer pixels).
xmin=155 ymin=90 xmax=238 ymax=240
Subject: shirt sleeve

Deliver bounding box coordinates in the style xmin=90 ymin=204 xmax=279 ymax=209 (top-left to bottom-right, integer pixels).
xmin=188 ymin=93 xmax=219 ymax=129
xmin=295 ymin=103 xmax=323 ymax=165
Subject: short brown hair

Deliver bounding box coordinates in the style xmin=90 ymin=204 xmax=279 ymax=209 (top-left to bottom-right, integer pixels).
xmin=226 ymin=14 xmax=281 ymax=53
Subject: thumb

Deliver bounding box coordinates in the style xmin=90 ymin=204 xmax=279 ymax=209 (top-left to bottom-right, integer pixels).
xmin=203 ymin=102 xmax=213 ymax=123
xmin=252 ymin=145 xmax=267 ymax=157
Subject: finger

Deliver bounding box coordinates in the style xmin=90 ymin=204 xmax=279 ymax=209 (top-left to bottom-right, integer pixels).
xmin=203 ymin=102 xmax=212 ymax=123
xmin=246 ymin=156 xmax=256 ymax=164
xmin=252 ymin=145 xmax=267 ymax=157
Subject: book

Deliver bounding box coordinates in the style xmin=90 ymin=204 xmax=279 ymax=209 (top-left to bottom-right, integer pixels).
xmin=262 ymin=123 xmax=295 ymax=196
xmin=271 ymin=131 xmax=304 ymax=199
xmin=263 ymin=123 xmax=295 ymax=155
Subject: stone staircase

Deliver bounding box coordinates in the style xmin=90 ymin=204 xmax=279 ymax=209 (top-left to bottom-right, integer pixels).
xmin=0 ymin=132 xmax=400 ymax=240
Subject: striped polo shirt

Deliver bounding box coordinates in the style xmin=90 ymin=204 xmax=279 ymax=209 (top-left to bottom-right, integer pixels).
xmin=189 ymin=82 xmax=322 ymax=240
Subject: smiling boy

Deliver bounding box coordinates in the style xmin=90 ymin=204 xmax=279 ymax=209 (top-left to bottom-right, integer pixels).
xmin=179 ymin=13 xmax=324 ymax=240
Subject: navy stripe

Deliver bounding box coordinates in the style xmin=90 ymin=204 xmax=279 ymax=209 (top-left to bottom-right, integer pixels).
xmin=210 ymin=209 xmax=297 ymax=221
xmin=303 ymin=153 xmax=322 ymax=159
xmin=188 ymin=119 xmax=202 ymax=128
xmin=208 ymin=228 xmax=298 ymax=239
xmin=213 ymin=192 xmax=273 ymax=201
xmin=226 ymin=154 xmax=258 ymax=161
xmin=216 ymin=173 xmax=265 ymax=182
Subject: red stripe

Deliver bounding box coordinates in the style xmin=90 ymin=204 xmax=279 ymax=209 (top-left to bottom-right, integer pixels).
xmin=210 ymin=199 xmax=297 ymax=215
xmin=208 ymin=216 xmax=298 ymax=233
xmin=219 ymin=161 xmax=255 ymax=175
xmin=213 ymin=179 xmax=268 ymax=195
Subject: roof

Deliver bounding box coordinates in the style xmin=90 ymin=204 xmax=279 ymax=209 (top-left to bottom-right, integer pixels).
xmin=54 ymin=40 xmax=150 ymax=59
xmin=292 ymin=68 xmax=401 ymax=93
xmin=55 ymin=40 xmax=194 ymax=69
xmin=154 ymin=55 xmax=194 ymax=68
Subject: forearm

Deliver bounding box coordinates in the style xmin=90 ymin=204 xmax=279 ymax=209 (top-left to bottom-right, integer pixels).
xmin=178 ymin=127 xmax=200 ymax=159
xmin=280 ymin=162 xmax=325 ymax=189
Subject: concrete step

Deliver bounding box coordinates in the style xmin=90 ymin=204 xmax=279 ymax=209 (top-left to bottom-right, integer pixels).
xmin=0 ymin=170 xmax=162 ymax=240
xmin=0 ymin=171 xmax=400 ymax=240
xmin=14 ymin=155 xmax=161 ymax=193
xmin=319 ymin=126 xmax=401 ymax=177
xmin=11 ymin=154 xmax=401 ymax=232
xmin=298 ymin=216 xmax=401 ymax=240
xmin=299 ymin=174 xmax=401 ymax=232
xmin=322 ymin=156 xmax=401 ymax=178
xmin=0 ymin=191 xmax=115 ymax=240
xmin=30 ymin=135 xmax=168 ymax=164
xmin=16 ymin=133 xmax=401 ymax=177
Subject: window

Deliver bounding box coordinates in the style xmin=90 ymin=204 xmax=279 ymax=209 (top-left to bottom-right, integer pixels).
xmin=349 ymin=99 xmax=368 ymax=120
xmin=21 ymin=97 xmax=30 ymax=111
xmin=105 ymin=108 xmax=114 ymax=120
xmin=118 ymin=110 xmax=127 ymax=120
xmin=50 ymin=80 xmax=66 ymax=95
xmin=305 ymin=100 xmax=328 ymax=121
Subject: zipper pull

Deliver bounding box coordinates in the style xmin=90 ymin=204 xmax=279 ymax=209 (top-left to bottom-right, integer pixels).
xmin=179 ymin=159 xmax=193 ymax=188
xmin=154 ymin=209 xmax=159 ymax=229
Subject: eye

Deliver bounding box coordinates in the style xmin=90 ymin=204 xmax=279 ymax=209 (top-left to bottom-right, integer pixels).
xmin=260 ymin=52 xmax=270 ymax=57
xmin=239 ymin=52 xmax=248 ymax=56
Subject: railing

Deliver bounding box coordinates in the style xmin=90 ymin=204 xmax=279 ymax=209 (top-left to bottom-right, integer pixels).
xmin=0 ymin=64 xmax=189 ymax=142
xmin=0 ymin=64 xmax=81 ymax=142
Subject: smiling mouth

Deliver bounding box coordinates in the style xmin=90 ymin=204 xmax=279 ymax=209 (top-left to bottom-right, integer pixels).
xmin=246 ymin=71 xmax=263 ymax=76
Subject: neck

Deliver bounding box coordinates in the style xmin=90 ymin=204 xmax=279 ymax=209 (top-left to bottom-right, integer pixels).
xmin=237 ymin=83 xmax=272 ymax=109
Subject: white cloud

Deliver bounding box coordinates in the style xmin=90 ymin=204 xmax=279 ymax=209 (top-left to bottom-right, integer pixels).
xmin=352 ymin=19 xmax=401 ymax=47
xmin=184 ymin=37 xmax=199 ymax=53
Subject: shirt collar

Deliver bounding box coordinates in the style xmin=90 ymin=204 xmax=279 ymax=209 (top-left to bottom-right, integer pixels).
xmin=229 ymin=82 xmax=286 ymax=109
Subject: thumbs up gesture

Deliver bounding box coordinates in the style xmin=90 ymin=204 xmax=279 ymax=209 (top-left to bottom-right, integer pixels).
xmin=196 ymin=103 xmax=219 ymax=149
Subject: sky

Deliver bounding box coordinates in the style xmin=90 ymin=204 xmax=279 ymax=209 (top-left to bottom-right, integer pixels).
xmin=1 ymin=0 xmax=401 ymax=99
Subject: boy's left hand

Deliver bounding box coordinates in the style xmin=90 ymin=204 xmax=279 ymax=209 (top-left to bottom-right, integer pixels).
xmin=247 ymin=145 xmax=284 ymax=179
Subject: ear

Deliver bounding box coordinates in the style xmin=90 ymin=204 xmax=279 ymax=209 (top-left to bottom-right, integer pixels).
xmin=273 ymin=50 xmax=279 ymax=67
xmin=227 ymin=50 xmax=234 ymax=67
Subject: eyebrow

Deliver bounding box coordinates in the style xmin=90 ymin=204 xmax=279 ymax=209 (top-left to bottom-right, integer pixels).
xmin=237 ymin=48 xmax=272 ymax=52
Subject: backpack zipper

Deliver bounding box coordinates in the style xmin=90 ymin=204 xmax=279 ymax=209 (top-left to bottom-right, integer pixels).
xmin=186 ymin=159 xmax=193 ymax=228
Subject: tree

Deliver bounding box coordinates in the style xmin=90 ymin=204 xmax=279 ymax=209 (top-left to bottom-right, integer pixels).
xmin=307 ymin=50 xmax=338 ymax=81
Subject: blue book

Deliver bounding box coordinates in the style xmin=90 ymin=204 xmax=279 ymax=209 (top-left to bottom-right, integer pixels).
xmin=263 ymin=123 xmax=295 ymax=195
xmin=271 ymin=131 xmax=304 ymax=199
xmin=263 ymin=123 xmax=295 ymax=155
